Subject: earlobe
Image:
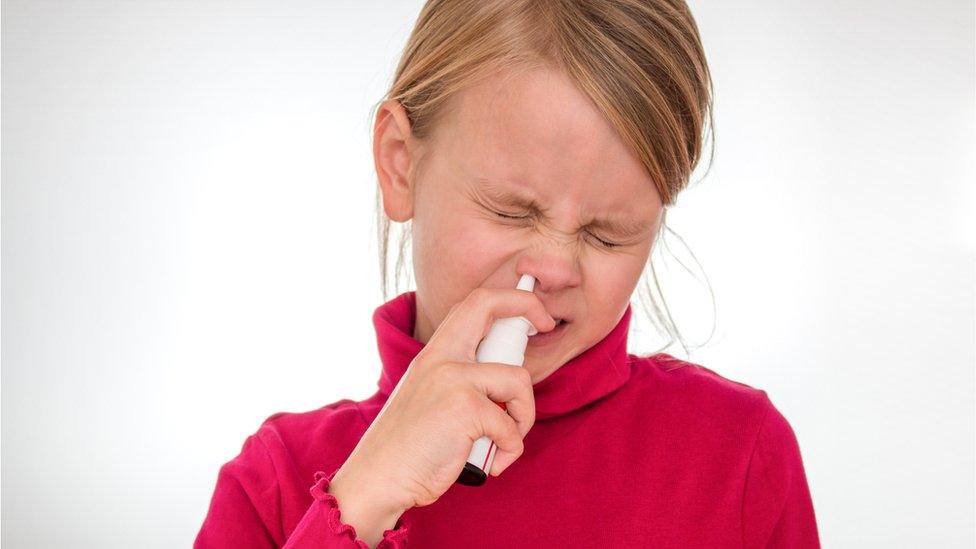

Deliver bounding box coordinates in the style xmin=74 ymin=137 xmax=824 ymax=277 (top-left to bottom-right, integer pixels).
xmin=373 ymin=99 xmax=416 ymax=222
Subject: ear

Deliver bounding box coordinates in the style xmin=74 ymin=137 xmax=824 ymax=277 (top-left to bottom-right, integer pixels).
xmin=373 ymin=99 xmax=418 ymax=222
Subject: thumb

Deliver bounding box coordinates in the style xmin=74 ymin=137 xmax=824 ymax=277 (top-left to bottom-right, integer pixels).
xmin=490 ymin=448 xmax=518 ymax=477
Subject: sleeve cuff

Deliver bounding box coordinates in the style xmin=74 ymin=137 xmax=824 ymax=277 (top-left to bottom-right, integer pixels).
xmin=309 ymin=468 xmax=410 ymax=548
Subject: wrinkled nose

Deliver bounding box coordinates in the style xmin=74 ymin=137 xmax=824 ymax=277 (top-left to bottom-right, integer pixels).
xmin=515 ymin=237 xmax=582 ymax=294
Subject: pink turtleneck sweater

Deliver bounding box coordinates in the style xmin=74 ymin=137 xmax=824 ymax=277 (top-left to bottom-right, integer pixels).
xmin=195 ymin=292 xmax=820 ymax=548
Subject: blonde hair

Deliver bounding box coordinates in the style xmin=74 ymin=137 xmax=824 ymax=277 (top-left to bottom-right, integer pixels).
xmin=371 ymin=0 xmax=716 ymax=355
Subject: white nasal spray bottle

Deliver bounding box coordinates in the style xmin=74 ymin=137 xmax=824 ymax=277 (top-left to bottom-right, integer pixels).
xmin=456 ymin=274 xmax=537 ymax=487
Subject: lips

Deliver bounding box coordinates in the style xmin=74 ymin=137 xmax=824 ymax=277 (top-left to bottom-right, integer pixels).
xmin=548 ymin=312 xmax=571 ymax=327
xmin=541 ymin=303 xmax=570 ymax=329
xmin=528 ymin=316 xmax=569 ymax=346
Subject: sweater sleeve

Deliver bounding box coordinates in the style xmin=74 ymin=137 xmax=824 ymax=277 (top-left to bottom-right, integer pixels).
xmin=194 ymin=434 xmax=410 ymax=549
xmin=741 ymin=394 xmax=821 ymax=548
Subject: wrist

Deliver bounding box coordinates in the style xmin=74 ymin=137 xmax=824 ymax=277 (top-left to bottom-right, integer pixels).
xmin=328 ymin=464 xmax=408 ymax=539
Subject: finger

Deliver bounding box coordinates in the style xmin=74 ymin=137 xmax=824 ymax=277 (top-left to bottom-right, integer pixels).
xmin=429 ymin=287 xmax=557 ymax=361
xmin=476 ymin=398 xmax=524 ymax=477
xmin=464 ymin=362 xmax=536 ymax=439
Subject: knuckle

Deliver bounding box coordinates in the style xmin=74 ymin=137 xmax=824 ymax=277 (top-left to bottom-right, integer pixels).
xmin=437 ymin=361 xmax=463 ymax=382
xmin=513 ymin=366 xmax=532 ymax=386
xmin=529 ymin=290 xmax=543 ymax=304
xmin=527 ymin=290 xmax=545 ymax=307
xmin=468 ymin=287 xmax=491 ymax=308
xmin=450 ymin=388 xmax=479 ymax=413
xmin=508 ymin=433 xmax=525 ymax=455
xmin=502 ymin=411 xmax=522 ymax=439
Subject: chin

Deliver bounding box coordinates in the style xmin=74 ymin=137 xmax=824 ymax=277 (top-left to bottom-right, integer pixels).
xmin=523 ymin=340 xmax=576 ymax=379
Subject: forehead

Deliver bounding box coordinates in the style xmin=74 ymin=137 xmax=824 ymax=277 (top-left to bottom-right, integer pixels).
xmin=432 ymin=65 xmax=662 ymax=220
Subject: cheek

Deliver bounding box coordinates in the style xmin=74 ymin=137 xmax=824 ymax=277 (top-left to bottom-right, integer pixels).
xmin=585 ymin=247 xmax=646 ymax=289
xmin=416 ymin=210 xmax=514 ymax=287
xmin=581 ymin=252 xmax=646 ymax=329
xmin=415 ymin=215 xmax=523 ymax=327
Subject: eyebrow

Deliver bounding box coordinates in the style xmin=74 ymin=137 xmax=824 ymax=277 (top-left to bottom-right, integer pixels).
xmin=473 ymin=178 xmax=651 ymax=238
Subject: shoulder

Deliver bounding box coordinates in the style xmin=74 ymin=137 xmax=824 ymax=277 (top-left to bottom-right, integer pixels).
xmin=632 ymin=352 xmax=807 ymax=460
xmin=628 ymin=352 xmax=774 ymax=423
xmin=218 ymin=397 xmax=371 ymax=489
xmin=199 ymin=399 xmax=373 ymax=544
xmin=253 ymin=398 xmax=367 ymax=452
xmin=626 ymin=353 xmax=809 ymax=459
xmin=628 ymin=352 xmax=811 ymax=480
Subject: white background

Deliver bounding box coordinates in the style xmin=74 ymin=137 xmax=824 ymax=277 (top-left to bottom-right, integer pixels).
xmin=2 ymin=1 xmax=973 ymax=547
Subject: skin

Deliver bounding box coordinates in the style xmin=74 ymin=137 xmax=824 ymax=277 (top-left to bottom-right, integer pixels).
xmin=373 ymin=64 xmax=665 ymax=385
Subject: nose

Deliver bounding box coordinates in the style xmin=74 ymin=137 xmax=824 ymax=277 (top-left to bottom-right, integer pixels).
xmin=515 ymin=242 xmax=582 ymax=294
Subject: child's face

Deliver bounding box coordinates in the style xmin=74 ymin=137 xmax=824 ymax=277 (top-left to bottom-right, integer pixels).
xmin=375 ymin=65 xmax=663 ymax=383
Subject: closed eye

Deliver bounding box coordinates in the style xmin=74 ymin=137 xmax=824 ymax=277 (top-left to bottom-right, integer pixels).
xmin=587 ymin=233 xmax=620 ymax=249
xmin=493 ymin=211 xmax=531 ymax=220
xmin=487 ymin=206 xmax=622 ymax=249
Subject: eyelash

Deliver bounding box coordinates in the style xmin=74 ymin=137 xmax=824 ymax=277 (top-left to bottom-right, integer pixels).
xmin=490 ymin=210 xmax=620 ymax=249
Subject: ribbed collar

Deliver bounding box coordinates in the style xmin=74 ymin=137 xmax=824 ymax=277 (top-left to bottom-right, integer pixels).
xmin=373 ymin=291 xmax=634 ymax=420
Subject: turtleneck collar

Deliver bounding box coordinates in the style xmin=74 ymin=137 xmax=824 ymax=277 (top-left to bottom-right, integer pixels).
xmin=372 ymin=291 xmax=634 ymax=420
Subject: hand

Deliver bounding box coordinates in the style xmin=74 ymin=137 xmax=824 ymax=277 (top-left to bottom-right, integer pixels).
xmin=333 ymin=286 xmax=556 ymax=516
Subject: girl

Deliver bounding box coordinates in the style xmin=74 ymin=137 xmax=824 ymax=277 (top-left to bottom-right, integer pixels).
xmin=196 ymin=0 xmax=820 ymax=547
